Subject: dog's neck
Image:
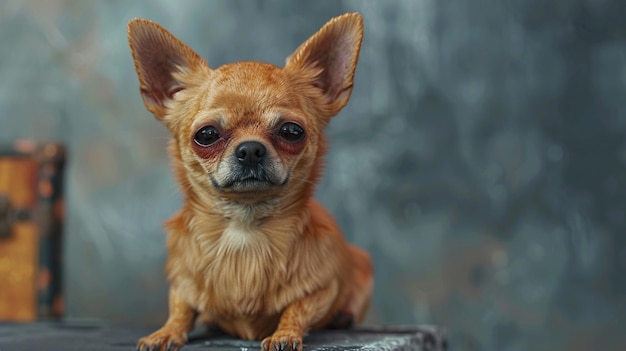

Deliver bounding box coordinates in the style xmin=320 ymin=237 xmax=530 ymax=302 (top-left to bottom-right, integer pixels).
xmin=184 ymin=194 xmax=309 ymax=253
xmin=212 ymin=197 xmax=280 ymax=225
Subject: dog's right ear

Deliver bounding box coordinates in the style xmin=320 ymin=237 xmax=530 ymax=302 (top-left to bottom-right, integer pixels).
xmin=127 ymin=18 xmax=208 ymax=119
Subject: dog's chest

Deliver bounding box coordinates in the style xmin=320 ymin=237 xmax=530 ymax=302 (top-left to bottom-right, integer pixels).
xmin=220 ymin=220 xmax=263 ymax=251
xmin=182 ymin=219 xmax=286 ymax=317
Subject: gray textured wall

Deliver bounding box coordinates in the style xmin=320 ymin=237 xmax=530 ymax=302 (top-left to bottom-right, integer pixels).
xmin=1 ymin=1 xmax=625 ymax=350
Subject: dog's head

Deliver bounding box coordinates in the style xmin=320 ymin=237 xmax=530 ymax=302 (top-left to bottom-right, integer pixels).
xmin=127 ymin=14 xmax=363 ymax=204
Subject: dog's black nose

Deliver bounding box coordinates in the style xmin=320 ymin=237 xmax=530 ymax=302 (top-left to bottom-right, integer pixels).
xmin=235 ymin=141 xmax=267 ymax=165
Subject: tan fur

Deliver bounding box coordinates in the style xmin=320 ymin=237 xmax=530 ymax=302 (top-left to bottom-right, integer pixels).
xmin=128 ymin=13 xmax=372 ymax=351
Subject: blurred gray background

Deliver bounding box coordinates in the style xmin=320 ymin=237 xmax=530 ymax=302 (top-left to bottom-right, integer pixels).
xmin=1 ymin=0 xmax=625 ymax=350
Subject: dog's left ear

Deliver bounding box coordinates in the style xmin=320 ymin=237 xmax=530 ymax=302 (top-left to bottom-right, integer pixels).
xmin=286 ymin=13 xmax=363 ymax=115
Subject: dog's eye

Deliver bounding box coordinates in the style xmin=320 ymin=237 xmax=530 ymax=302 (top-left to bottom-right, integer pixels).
xmin=194 ymin=126 xmax=221 ymax=146
xmin=278 ymin=122 xmax=305 ymax=142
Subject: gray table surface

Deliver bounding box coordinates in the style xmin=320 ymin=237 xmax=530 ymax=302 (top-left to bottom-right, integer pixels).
xmin=0 ymin=321 xmax=447 ymax=351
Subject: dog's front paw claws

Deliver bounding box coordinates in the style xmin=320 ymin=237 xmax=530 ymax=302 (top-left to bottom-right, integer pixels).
xmin=261 ymin=332 xmax=302 ymax=351
xmin=136 ymin=327 xmax=187 ymax=351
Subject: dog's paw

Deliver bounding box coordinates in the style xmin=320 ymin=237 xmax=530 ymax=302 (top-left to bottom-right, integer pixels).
xmin=261 ymin=331 xmax=302 ymax=351
xmin=136 ymin=327 xmax=187 ymax=351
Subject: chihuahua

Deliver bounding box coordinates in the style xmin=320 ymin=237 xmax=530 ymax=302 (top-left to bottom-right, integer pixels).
xmin=127 ymin=13 xmax=373 ymax=351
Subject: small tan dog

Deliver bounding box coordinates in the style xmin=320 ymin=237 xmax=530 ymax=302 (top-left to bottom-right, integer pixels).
xmin=127 ymin=13 xmax=373 ymax=351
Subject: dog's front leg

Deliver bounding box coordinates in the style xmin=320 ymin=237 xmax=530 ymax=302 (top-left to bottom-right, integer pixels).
xmin=261 ymin=281 xmax=338 ymax=351
xmin=137 ymin=289 xmax=197 ymax=351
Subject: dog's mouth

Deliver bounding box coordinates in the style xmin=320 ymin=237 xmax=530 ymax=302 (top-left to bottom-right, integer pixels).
xmin=210 ymin=168 xmax=288 ymax=192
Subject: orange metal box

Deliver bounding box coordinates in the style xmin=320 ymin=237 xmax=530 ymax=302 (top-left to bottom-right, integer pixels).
xmin=0 ymin=141 xmax=65 ymax=321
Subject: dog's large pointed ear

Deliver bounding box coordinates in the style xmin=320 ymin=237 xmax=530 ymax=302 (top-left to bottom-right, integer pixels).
xmin=127 ymin=18 xmax=207 ymax=119
xmin=285 ymin=13 xmax=363 ymax=115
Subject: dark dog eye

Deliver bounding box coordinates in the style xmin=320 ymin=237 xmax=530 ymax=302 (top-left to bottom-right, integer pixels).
xmin=194 ymin=126 xmax=220 ymax=146
xmin=278 ymin=122 xmax=305 ymax=142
